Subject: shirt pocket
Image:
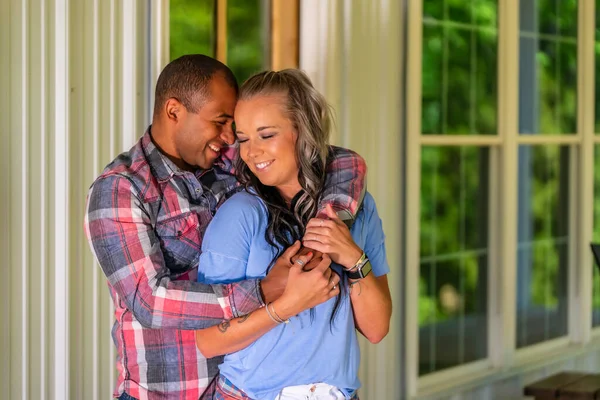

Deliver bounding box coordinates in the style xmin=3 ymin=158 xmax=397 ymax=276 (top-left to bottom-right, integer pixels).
xmin=155 ymin=213 xmax=201 ymax=273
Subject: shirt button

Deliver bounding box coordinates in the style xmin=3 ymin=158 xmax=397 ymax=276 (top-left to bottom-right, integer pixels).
xmin=195 ymin=188 xmax=201 ymax=193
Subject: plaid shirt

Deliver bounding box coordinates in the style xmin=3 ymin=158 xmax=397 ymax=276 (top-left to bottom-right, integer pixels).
xmin=84 ymin=127 xmax=366 ymax=400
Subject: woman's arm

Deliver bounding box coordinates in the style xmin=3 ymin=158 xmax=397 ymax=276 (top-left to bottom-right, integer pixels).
xmin=303 ymin=203 xmax=392 ymax=343
xmin=196 ymin=251 xmax=340 ymax=358
xmin=348 ymin=274 xmax=391 ymax=343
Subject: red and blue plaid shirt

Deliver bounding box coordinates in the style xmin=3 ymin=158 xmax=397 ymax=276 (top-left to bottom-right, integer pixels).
xmin=84 ymin=127 xmax=366 ymax=400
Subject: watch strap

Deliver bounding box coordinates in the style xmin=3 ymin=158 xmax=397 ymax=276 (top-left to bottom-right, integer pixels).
xmin=347 ymin=258 xmax=372 ymax=280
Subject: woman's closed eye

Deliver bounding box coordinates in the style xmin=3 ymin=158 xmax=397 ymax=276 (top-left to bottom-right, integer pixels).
xmin=259 ymin=132 xmax=276 ymax=140
xmin=237 ymin=133 xmax=276 ymax=144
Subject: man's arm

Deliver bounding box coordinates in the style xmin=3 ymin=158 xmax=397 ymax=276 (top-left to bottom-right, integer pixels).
xmin=318 ymin=146 xmax=367 ymax=226
xmin=84 ymin=175 xmax=263 ymax=330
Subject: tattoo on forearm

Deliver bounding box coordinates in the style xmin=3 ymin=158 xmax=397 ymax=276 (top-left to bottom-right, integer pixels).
xmin=237 ymin=314 xmax=250 ymax=324
xmin=218 ymin=320 xmax=231 ymax=333
xmin=350 ymin=281 xmax=362 ymax=296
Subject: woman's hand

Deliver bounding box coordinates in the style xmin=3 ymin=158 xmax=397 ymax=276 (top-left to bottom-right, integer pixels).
xmin=303 ymin=204 xmax=363 ymax=269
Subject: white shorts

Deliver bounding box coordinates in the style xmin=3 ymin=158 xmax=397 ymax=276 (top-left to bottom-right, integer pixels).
xmin=274 ymin=383 xmax=347 ymax=400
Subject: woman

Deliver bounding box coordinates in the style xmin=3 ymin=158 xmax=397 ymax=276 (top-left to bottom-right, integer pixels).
xmin=196 ymin=69 xmax=392 ymax=400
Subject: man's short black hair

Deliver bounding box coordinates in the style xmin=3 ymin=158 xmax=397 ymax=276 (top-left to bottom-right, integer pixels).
xmin=153 ymin=54 xmax=238 ymax=116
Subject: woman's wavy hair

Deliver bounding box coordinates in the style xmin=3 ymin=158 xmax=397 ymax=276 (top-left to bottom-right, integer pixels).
xmin=234 ymin=69 xmax=342 ymax=324
xmin=235 ymin=69 xmax=332 ymax=253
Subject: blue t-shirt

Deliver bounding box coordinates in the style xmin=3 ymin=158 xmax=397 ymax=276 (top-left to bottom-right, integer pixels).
xmin=198 ymin=191 xmax=389 ymax=400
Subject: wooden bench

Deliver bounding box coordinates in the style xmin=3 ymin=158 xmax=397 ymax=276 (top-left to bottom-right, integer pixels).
xmin=524 ymin=372 xmax=600 ymax=399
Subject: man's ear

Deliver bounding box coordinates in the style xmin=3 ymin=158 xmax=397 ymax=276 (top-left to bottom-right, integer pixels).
xmin=165 ymin=98 xmax=182 ymax=122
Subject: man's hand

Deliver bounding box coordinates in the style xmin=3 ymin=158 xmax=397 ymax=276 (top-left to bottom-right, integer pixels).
xmin=260 ymin=241 xmax=315 ymax=303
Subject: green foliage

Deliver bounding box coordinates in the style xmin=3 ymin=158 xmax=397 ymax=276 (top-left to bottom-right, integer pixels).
xmin=419 ymin=0 xmax=582 ymax=370
xmin=227 ymin=0 xmax=267 ymax=83
xmin=170 ymin=0 xmax=215 ymax=61
xmin=169 ymin=0 xmax=268 ymax=83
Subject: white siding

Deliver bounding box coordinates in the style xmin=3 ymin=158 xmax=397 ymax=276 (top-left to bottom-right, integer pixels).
xmin=0 ymin=0 xmax=162 ymax=398
xmin=300 ymin=1 xmax=404 ymax=399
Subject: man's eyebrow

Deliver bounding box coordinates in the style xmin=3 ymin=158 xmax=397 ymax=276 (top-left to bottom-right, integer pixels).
xmin=216 ymin=113 xmax=233 ymax=119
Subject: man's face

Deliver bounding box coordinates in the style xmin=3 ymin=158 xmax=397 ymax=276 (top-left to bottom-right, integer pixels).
xmin=174 ymin=75 xmax=237 ymax=170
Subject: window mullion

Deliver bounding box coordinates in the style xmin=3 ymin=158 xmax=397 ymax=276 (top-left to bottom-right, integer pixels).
xmin=405 ymin=0 xmax=423 ymax=396
xmin=271 ymin=0 xmax=298 ymax=70
xmin=494 ymin=0 xmax=519 ymax=368
xmin=574 ymin=0 xmax=595 ymax=343
xmin=215 ymin=0 xmax=227 ymax=63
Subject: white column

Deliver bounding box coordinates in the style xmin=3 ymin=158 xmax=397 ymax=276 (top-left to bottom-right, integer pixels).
xmin=150 ymin=0 xmax=171 ymax=114
xmin=300 ymin=1 xmax=404 ymax=397
xmin=52 ymin=0 xmax=70 ymax=399
xmin=121 ymin=0 xmax=138 ymax=148
xmin=0 ymin=0 xmax=10 ymax=394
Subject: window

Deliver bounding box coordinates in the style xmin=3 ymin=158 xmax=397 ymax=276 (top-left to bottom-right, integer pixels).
xmin=422 ymin=1 xmax=497 ymax=136
xmin=516 ymin=0 xmax=576 ymax=347
xmin=593 ymin=145 xmax=600 ymax=327
xmin=419 ymin=146 xmax=489 ymax=374
xmin=169 ymin=0 xmax=288 ymax=84
xmin=594 ymin=1 xmax=600 ymax=329
xmin=516 ymin=145 xmax=570 ymax=347
xmin=170 ymin=0 xmax=216 ymax=61
xmin=419 ymin=0 xmax=497 ymax=375
xmin=409 ymin=0 xmax=594 ymax=392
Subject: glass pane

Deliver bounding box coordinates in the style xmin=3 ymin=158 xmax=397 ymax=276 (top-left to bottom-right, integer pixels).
xmin=227 ymin=0 xmax=270 ymax=83
xmin=519 ymin=0 xmax=577 ymax=135
xmin=516 ymin=145 xmax=569 ymax=348
xmin=593 ymin=145 xmax=600 ymax=327
xmin=169 ymin=0 xmax=215 ymax=61
xmin=422 ymin=1 xmax=498 ymax=135
xmin=423 ymin=0 xmax=498 ymax=26
xmin=419 ymin=146 xmax=489 ymax=375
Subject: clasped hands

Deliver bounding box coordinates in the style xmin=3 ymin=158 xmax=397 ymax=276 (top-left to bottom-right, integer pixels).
xmin=260 ymin=205 xmax=363 ymax=305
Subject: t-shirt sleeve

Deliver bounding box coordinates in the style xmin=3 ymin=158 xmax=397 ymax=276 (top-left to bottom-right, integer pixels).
xmin=198 ymin=192 xmax=266 ymax=284
xmin=361 ymin=193 xmax=390 ymax=277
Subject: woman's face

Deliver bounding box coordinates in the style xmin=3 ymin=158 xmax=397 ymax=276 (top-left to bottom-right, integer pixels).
xmin=234 ymin=94 xmax=301 ymax=201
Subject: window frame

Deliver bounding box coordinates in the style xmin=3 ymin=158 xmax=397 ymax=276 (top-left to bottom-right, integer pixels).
xmin=204 ymin=0 xmax=299 ymax=70
xmin=404 ymin=0 xmax=597 ymax=397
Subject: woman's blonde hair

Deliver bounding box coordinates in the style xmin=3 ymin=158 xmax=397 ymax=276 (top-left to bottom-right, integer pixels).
xmin=235 ymin=69 xmax=340 ymax=324
xmin=235 ymin=69 xmax=334 ymax=252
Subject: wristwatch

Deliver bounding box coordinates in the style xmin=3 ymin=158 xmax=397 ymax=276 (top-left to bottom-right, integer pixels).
xmin=346 ymin=252 xmax=372 ymax=280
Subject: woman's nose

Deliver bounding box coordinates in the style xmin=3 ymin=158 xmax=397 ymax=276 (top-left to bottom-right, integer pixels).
xmin=246 ymin=140 xmax=263 ymax=158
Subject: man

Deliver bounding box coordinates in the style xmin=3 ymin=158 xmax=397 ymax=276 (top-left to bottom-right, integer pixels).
xmin=84 ymin=55 xmax=366 ymax=400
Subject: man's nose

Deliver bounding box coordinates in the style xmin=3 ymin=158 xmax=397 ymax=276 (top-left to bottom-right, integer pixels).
xmin=220 ymin=125 xmax=235 ymax=145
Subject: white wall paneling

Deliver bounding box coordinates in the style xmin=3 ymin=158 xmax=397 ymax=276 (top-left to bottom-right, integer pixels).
xmin=0 ymin=0 xmax=159 ymax=398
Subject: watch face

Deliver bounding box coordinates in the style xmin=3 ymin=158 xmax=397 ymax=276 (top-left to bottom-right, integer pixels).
xmin=348 ymin=259 xmax=372 ymax=279
xmin=361 ymin=260 xmax=372 ymax=277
